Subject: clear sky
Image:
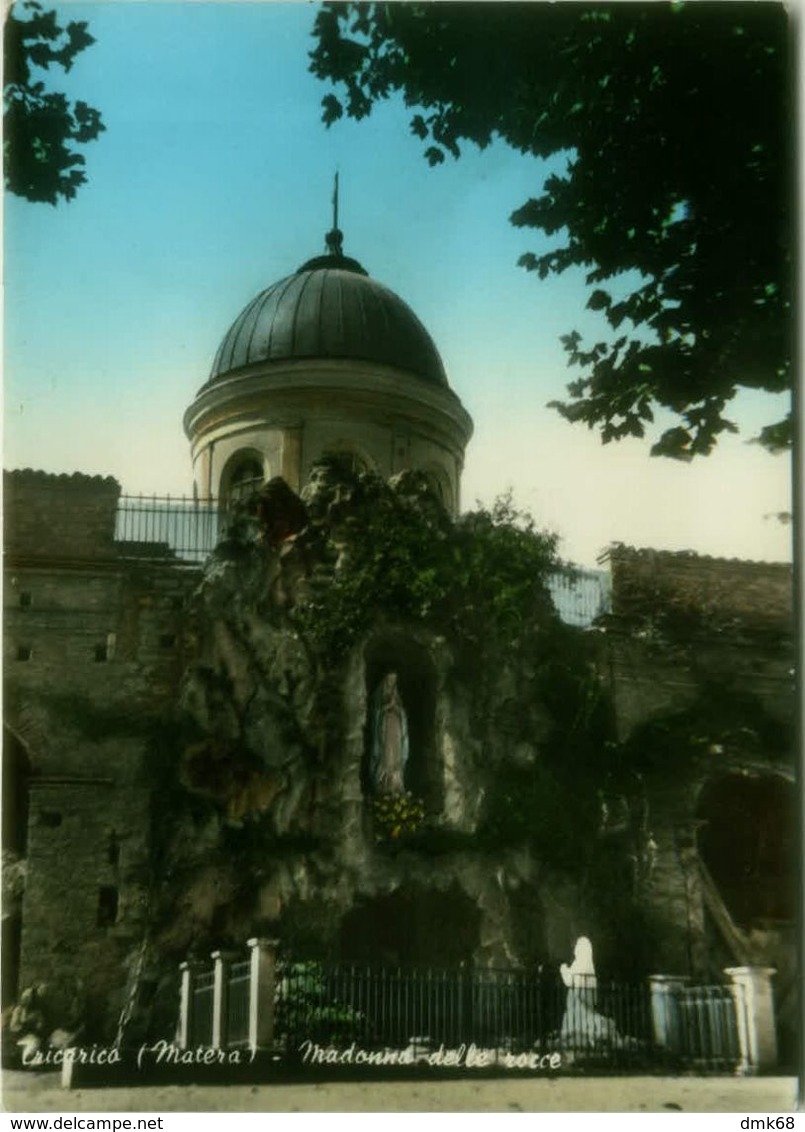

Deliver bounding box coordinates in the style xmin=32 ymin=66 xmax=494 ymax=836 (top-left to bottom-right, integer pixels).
xmin=3 ymin=1 xmax=793 ymax=567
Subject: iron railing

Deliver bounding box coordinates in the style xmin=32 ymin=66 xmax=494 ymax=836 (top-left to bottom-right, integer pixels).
xmin=548 ymin=570 xmax=611 ymax=627
xmin=114 ymin=495 xmax=612 ymax=623
xmin=274 ymin=962 xmax=653 ymax=1069
xmin=177 ymin=953 xmax=748 ymax=1075
xmin=227 ymin=959 xmax=252 ymax=1048
xmin=674 ymin=984 xmax=741 ymax=1073
xmin=115 ymin=494 xmax=220 ymax=563
xmin=190 ymin=967 xmax=215 ymax=1046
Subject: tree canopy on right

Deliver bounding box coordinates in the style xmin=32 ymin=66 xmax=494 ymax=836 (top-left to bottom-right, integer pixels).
xmin=310 ymin=2 xmax=793 ymax=459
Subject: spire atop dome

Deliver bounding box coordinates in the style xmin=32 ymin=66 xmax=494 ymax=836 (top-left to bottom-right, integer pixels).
xmin=298 ymin=171 xmax=364 ymax=274
xmin=324 ymin=170 xmax=343 ymax=257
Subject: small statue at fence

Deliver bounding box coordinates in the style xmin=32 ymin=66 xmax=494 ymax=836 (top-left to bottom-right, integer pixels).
xmin=559 ymin=936 xmax=619 ymax=1046
xmin=371 ymin=672 xmax=409 ymax=794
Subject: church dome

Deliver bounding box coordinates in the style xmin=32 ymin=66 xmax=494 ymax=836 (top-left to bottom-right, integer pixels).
xmin=208 ymin=251 xmax=448 ymax=388
xmin=185 ymin=226 xmax=472 ymax=516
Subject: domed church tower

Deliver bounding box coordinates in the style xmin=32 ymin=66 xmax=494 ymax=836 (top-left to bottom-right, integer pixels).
xmin=184 ymin=213 xmax=473 ymax=515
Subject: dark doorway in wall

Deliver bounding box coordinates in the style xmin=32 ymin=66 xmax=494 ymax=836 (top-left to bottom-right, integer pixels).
xmin=696 ymin=773 xmax=796 ymax=928
xmin=3 ymin=730 xmax=30 ymax=857
xmin=2 ymin=730 xmax=31 ymax=1007
xmin=97 ymin=886 xmax=119 ymax=928
xmin=363 ymin=633 xmax=440 ymax=810
xmin=339 ymin=884 xmax=481 ymax=968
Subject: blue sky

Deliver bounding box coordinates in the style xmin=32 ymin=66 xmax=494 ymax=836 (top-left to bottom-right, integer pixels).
xmin=4 ymin=1 xmax=793 ymax=566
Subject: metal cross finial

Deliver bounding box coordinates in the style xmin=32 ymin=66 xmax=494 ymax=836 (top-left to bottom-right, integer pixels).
xmin=325 ymin=170 xmax=343 ymax=256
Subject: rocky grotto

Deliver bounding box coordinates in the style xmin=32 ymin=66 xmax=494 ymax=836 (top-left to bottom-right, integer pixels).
xmin=125 ymin=458 xmax=640 ymax=1033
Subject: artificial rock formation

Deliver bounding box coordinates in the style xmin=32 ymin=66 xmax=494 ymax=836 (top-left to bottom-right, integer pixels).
xmin=145 ymin=460 xmax=629 ymax=997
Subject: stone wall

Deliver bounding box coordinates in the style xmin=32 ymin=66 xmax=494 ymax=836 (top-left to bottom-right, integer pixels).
xmin=596 ymin=545 xmax=796 ymax=1055
xmin=4 ymin=470 xmax=121 ymax=562
xmin=4 ymin=472 xmax=199 ymax=1036
xmin=6 ymin=561 xmax=196 ymax=717
xmin=601 ymin=543 xmax=794 ymax=745
xmin=20 ymin=777 xmax=151 ymax=1034
xmin=605 ymin=544 xmax=793 ymax=634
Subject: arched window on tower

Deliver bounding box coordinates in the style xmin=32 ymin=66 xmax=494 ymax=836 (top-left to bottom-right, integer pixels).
xmin=320 ymin=447 xmax=370 ymax=478
xmin=222 ymin=453 xmax=265 ymax=513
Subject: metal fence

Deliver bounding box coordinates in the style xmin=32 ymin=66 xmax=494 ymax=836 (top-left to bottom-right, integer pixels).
xmin=274 ymin=962 xmax=653 ymax=1069
xmin=114 ymin=495 xmax=612 ymax=624
xmin=115 ymin=495 xmax=219 ymax=563
xmin=227 ymin=959 xmax=252 ymax=1048
xmin=674 ymin=984 xmax=741 ymax=1073
xmin=190 ymin=968 xmax=215 ymax=1046
xmin=177 ymin=951 xmax=755 ymax=1075
xmin=548 ymin=570 xmax=611 ymax=627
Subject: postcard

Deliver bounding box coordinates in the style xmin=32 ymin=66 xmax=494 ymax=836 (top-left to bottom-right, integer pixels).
xmin=2 ymin=1 xmax=797 ymax=1117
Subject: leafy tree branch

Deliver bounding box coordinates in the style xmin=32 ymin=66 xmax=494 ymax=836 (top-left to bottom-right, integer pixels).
xmin=4 ymin=1 xmax=104 ymax=204
xmin=310 ymin=2 xmax=793 ymax=458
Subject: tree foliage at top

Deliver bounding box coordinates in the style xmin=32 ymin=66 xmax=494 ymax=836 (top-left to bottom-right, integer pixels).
xmin=4 ymin=1 xmax=104 ymax=204
xmin=310 ymin=2 xmax=793 ymax=458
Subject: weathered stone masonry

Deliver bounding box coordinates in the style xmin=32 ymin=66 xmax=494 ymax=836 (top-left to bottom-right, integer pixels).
xmin=4 ymin=470 xmax=199 ymax=1033
xmin=599 ymin=545 xmax=796 ymax=1060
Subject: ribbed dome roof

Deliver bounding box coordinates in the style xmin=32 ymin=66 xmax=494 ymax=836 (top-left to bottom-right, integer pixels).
xmin=209 ymin=253 xmax=448 ymax=387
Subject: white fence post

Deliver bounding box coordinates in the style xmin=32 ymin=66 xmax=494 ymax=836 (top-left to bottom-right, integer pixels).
xmin=248 ymin=937 xmax=280 ymax=1053
xmin=725 ymin=966 xmax=777 ymax=1075
xmin=177 ymin=960 xmax=197 ymax=1050
xmin=648 ymin=974 xmax=690 ymax=1053
xmin=211 ymin=950 xmax=234 ymax=1050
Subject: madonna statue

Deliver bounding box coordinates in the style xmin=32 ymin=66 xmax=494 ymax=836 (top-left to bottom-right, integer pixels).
xmin=371 ymin=672 xmax=409 ymax=794
xmin=559 ymin=936 xmax=619 ymax=1047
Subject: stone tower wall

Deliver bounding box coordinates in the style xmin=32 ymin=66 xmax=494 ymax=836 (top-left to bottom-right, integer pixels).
xmin=4 ymin=471 xmax=198 ymax=1034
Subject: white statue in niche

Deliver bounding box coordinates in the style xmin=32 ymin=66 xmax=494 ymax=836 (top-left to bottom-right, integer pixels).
xmin=371 ymin=672 xmax=409 ymax=794
xmin=559 ymin=936 xmax=619 ymax=1046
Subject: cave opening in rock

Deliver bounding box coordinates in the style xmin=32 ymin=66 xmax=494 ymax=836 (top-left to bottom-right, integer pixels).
xmin=696 ymin=772 xmax=796 ymax=928
xmin=338 ymin=884 xmax=481 ymax=968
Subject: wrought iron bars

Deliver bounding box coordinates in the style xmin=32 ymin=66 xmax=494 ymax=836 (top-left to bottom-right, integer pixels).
xmin=114 ymin=494 xmax=219 ymax=563
xmin=189 ymin=967 xmax=215 ymax=1047
xmin=226 ymin=959 xmax=252 ymax=1048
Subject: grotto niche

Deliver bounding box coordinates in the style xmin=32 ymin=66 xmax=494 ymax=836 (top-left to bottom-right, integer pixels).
xmin=363 ymin=632 xmax=438 ymax=809
xmin=141 ymin=456 xmax=632 ymax=1017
